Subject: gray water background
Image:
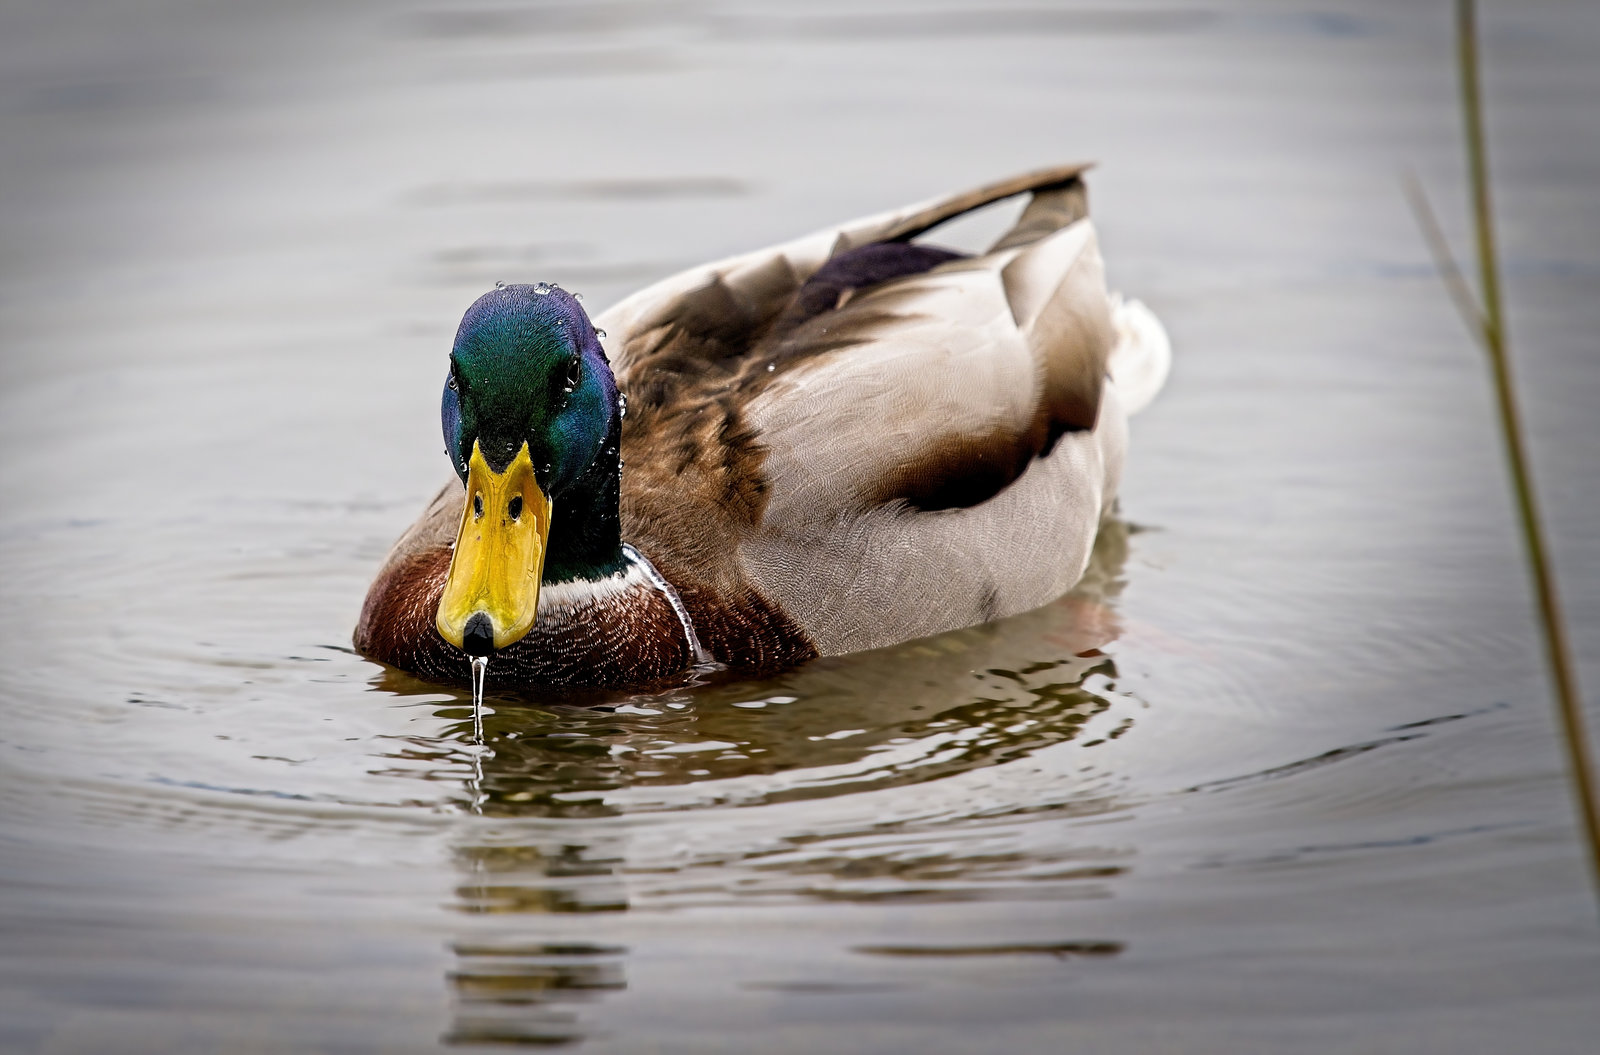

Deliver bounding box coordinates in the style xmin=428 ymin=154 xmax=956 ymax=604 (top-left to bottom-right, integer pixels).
xmin=2 ymin=1 xmax=1598 ymax=1051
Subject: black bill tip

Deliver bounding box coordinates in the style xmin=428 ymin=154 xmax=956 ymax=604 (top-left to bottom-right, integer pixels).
xmin=461 ymin=611 xmax=496 ymax=656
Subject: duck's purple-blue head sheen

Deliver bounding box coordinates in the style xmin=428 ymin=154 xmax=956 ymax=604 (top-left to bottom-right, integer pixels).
xmin=442 ymin=283 xmax=617 ymax=492
xmin=435 ymin=283 xmax=625 ymax=656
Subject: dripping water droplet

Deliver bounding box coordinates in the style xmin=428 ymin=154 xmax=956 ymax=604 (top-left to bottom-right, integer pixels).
xmin=470 ymin=655 xmax=488 ymax=744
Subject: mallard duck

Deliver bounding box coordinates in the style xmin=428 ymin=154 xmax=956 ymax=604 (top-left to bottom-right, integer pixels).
xmin=355 ymin=164 xmax=1170 ymax=689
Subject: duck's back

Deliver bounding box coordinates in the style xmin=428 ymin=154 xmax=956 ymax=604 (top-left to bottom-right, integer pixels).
xmin=597 ymin=166 xmax=1169 ymax=657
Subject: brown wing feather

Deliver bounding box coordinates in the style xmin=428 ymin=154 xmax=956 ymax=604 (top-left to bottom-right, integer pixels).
xmin=599 ymin=166 xmax=1119 ymax=655
xmin=603 ymin=166 xmax=1102 ymax=528
xmin=846 ymin=163 xmax=1091 ymax=247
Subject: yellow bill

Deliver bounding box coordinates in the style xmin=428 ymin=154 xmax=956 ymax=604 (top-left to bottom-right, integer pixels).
xmin=436 ymin=440 xmax=554 ymax=654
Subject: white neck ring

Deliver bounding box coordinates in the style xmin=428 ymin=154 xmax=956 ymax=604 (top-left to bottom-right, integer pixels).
xmin=621 ymin=543 xmax=720 ymax=672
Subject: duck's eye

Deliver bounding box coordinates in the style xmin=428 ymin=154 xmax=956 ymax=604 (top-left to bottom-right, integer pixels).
xmin=508 ymin=495 xmax=523 ymax=521
xmin=472 ymin=492 xmax=483 ymax=519
xmin=566 ymin=357 xmax=582 ymax=387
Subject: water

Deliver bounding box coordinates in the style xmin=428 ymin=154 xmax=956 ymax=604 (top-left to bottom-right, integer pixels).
xmin=471 ymin=656 xmax=489 ymax=744
xmin=3 ymin=1 xmax=1599 ymax=1052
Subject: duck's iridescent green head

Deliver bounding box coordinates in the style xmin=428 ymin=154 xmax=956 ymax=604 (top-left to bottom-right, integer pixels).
xmin=437 ymin=283 xmax=621 ymax=656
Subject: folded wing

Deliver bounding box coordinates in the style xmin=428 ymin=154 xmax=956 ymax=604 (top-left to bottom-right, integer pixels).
xmin=597 ymin=165 xmax=1156 ymax=654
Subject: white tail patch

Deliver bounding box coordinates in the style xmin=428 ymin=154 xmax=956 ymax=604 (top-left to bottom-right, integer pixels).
xmin=1106 ymin=294 xmax=1171 ymax=417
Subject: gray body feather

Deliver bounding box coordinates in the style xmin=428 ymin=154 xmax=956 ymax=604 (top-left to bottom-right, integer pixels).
xmin=595 ymin=166 xmax=1170 ymax=656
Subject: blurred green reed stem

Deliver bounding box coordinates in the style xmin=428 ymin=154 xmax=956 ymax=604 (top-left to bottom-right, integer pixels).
xmin=1407 ymin=0 xmax=1600 ymax=905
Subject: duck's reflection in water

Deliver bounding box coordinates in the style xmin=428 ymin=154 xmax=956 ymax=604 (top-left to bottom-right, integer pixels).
xmin=445 ymin=840 xmax=629 ymax=1047
xmin=378 ymin=521 xmax=1134 ymax=813
xmin=419 ymin=522 xmax=1136 ymax=1045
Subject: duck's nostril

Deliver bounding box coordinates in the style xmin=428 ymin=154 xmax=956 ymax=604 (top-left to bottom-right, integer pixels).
xmin=461 ymin=612 xmax=495 ymax=656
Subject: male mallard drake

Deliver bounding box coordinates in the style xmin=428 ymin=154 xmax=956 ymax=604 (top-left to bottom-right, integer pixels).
xmin=356 ymin=164 xmax=1170 ymax=689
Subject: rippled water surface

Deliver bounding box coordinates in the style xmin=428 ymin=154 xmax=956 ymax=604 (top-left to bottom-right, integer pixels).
xmin=3 ymin=2 xmax=1599 ymax=1052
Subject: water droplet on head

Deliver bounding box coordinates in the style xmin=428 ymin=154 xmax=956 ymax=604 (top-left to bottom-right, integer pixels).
xmin=574 ymin=292 xmax=583 ymax=301
xmin=494 ymin=280 xmax=505 ymax=289
xmin=543 ymin=462 xmax=552 ymax=474
xmin=532 ymin=282 xmax=550 ymax=296
xmin=595 ymin=328 xmax=607 ymax=339
xmin=767 ymin=363 xmax=775 ymax=372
